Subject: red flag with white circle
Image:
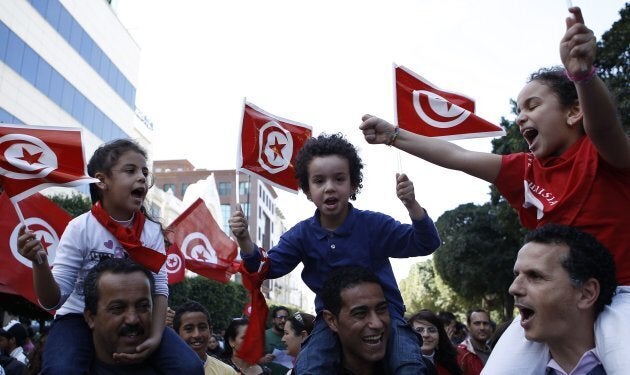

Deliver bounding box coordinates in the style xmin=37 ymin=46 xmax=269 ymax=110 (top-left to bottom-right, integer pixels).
xmin=0 ymin=124 xmax=98 ymax=203
xmin=395 ymin=65 xmax=505 ymax=140
xmin=166 ymin=198 xmax=239 ymax=283
xmin=238 ymin=102 xmax=313 ymax=194
xmin=0 ymin=192 xmax=71 ymax=313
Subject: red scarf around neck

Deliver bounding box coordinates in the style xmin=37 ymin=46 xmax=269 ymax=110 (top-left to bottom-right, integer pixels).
xmin=90 ymin=201 xmax=166 ymax=273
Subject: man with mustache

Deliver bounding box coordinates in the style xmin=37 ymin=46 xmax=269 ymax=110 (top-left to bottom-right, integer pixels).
xmin=83 ymin=257 xmax=179 ymax=374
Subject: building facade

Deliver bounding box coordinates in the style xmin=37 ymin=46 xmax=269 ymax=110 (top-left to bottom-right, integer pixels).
xmin=0 ymin=0 xmax=152 ymax=164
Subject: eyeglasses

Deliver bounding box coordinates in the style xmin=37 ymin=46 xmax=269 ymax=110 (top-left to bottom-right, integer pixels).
xmin=414 ymin=326 xmax=438 ymax=335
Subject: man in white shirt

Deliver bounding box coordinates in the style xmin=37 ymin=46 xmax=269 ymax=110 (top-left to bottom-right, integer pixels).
xmin=509 ymin=224 xmax=616 ymax=375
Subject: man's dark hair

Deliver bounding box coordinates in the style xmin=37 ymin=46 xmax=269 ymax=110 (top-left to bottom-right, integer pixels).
xmin=294 ymin=133 xmax=363 ymax=200
xmin=524 ymin=224 xmax=617 ymax=315
xmin=84 ymin=257 xmax=155 ymax=314
xmin=321 ymin=266 xmax=382 ymax=316
xmin=173 ymin=301 xmax=211 ymax=332
xmin=437 ymin=311 xmax=456 ymax=325
xmin=465 ymin=309 xmax=488 ymax=326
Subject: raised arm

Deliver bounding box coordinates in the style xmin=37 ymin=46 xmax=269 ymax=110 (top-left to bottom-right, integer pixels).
xmin=561 ymin=7 xmax=630 ymax=169
xmin=360 ymin=114 xmax=503 ymax=183
xmin=17 ymin=226 xmax=61 ymax=309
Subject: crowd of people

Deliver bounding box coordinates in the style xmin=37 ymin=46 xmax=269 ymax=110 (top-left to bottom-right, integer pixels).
xmin=3 ymin=5 xmax=628 ymax=375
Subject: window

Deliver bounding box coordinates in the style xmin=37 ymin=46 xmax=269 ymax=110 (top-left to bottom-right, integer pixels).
xmin=239 ymin=181 xmax=250 ymax=196
xmin=220 ymin=204 xmax=231 ymax=235
xmin=218 ymin=182 xmax=232 ymax=196
xmin=181 ymin=183 xmax=190 ymax=196
xmin=163 ymin=183 xmax=175 ymax=193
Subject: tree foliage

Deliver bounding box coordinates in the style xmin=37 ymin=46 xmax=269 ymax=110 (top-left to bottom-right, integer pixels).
xmin=400 ymin=259 xmax=468 ymax=316
xmin=49 ymin=192 xmax=92 ymax=218
xmin=595 ymin=3 xmax=629 ymax=133
xmin=433 ymin=202 xmax=525 ymax=321
xmin=168 ymin=276 xmax=249 ymax=332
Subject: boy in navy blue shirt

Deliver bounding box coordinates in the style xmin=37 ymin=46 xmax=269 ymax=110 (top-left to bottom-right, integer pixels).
xmin=230 ymin=133 xmax=440 ymax=374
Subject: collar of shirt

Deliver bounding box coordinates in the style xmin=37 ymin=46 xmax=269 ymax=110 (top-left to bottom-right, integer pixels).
xmin=546 ymin=348 xmax=600 ymax=375
xmin=310 ymin=203 xmax=356 ymax=239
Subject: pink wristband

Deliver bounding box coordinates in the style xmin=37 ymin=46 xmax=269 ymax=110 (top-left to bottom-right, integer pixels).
xmin=564 ymin=66 xmax=597 ymax=83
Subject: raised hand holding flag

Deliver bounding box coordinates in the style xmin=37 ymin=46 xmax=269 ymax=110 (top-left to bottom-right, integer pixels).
xmin=238 ymin=102 xmax=312 ymax=194
xmin=0 ymin=192 xmax=71 ymax=312
xmin=395 ymin=65 xmax=504 ymax=140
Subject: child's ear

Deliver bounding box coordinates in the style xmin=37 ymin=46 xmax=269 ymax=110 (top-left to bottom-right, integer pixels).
xmin=566 ymin=102 xmax=584 ymax=128
xmin=94 ymin=172 xmax=107 ymax=189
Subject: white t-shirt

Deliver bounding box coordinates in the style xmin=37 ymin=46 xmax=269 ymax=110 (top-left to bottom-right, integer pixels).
xmin=50 ymin=211 xmax=168 ymax=316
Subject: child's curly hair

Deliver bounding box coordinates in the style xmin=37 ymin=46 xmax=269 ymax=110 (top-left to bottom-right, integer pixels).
xmin=294 ymin=133 xmax=363 ymax=200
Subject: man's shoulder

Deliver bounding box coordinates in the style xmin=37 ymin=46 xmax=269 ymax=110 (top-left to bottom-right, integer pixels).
xmin=205 ymin=355 xmax=238 ymax=375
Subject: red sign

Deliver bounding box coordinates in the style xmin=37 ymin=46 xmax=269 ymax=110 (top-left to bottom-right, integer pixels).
xmin=238 ymin=102 xmax=312 ymax=194
xmin=166 ymin=198 xmax=239 ymax=283
xmin=0 ymin=124 xmax=98 ymax=203
xmin=0 ymin=192 xmax=71 ymax=312
xmin=395 ymin=65 xmax=504 ymax=140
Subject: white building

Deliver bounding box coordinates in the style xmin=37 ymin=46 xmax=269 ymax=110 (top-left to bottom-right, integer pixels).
xmin=0 ymin=0 xmax=152 ymax=167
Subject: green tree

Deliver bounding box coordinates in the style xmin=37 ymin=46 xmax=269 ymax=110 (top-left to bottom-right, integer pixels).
xmin=595 ymin=3 xmax=629 ymax=133
xmin=433 ymin=202 xmax=524 ymax=321
xmin=49 ymin=192 xmax=92 ymax=218
xmin=168 ymin=276 xmax=248 ymax=332
xmin=400 ymin=259 xmax=468 ymax=316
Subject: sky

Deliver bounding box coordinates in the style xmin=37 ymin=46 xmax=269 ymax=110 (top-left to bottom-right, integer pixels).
xmin=115 ymin=0 xmax=626 ymax=282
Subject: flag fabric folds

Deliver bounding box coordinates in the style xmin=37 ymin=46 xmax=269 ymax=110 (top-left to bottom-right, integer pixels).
xmin=238 ymin=102 xmax=312 ymax=194
xmin=0 ymin=192 xmax=71 ymax=313
xmin=237 ymin=258 xmax=269 ymax=365
xmin=395 ymin=65 xmax=505 ymax=140
xmin=165 ymin=243 xmax=186 ymax=285
xmin=166 ymin=198 xmax=239 ymax=283
xmin=0 ymin=124 xmax=98 ymax=203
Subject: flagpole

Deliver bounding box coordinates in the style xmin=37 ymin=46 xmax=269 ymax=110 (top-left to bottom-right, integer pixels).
xmin=12 ymin=200 xmax=44 ymax=264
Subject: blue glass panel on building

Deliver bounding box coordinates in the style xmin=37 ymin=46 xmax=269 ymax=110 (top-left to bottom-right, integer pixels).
xmin=0 ymin=23 xmax=9 ymax=61
xmin=35 ymin=58 xmax=52 ymax=94
xmin=0 ymin=108 xmax=23 ymax=124
xmin=61 ymin=80 xmax=75 ymax=113
xmin=79 ymin=30 xmax=92 ymax=61
xmin=57 ymin=6 xmax=72 ymax=41
xmin=48 ymin=69 xmax=63 ymax=105
xmin=30 ymin=0 xmax=47 ymax=17
xmin=82 ymin=100 xmax=94 ymax=127
xmin=6 ymin=32 xmax=25 ymax=72
xmin=45 ymin=0 xmax=61 ymax=30
xmin=71 ymin=92 xmax=85 ymax=121
xmin=21 ymin=46 xmax=39 ymax=85
xmin=89 ymin=41 xmax=101 ymax=71
xmin=69 ymin=19 xmax=82 ymax=51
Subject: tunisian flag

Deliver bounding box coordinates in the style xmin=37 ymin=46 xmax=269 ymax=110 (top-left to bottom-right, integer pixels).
xmin=0 ymin=124 xmax=98 ymax=203
xmin=0 ymin=192 xmax=71 ymax=313
xmin=166 ymin=198 xmax=240 ymax=283
xmin=238 ymin=101 xmax=312 ymax=194
xmin=395 ymin=65 xmax=504 ymax=140
xmin=165 ymin=243 xmax=186 ymax=285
